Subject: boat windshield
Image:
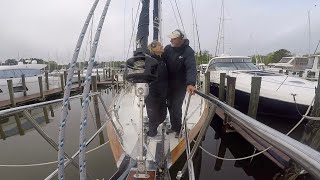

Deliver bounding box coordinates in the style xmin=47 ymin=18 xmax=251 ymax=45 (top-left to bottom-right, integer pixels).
xmin=0 ymin=69 xmax=42 ymax=78
xmin=279 ymin=57 xmax=292 ymax=63
xmin=207 ymin=58 xmax=258 ymax=71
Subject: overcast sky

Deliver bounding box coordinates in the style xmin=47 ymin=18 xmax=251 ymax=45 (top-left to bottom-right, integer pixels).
xmin=0 ymin=0 xmax=319 ymax=64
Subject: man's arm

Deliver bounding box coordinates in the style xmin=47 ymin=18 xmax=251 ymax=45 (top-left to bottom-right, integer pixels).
xmin=184 ymin=49 xmax=197 ymax=86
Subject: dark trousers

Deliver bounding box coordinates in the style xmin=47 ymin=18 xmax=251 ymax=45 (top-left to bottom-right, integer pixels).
xmin=145 ymin=95 xmax=167 ymax=133
xmin=167 ymin=88 xmax=186 ymax=132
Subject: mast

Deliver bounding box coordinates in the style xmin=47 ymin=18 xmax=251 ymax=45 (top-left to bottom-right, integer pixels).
xmin=135 ymin=0 xmax=150 ymax=52
xmin=153 ymin=0 xmax=160 ymax=41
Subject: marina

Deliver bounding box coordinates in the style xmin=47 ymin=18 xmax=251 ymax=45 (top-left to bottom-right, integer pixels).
xmin=1 ymin=0 xmax=320 ymax=180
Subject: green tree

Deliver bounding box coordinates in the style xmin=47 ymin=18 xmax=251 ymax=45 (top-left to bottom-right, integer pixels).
xmin=272 ymin=49 xmax=291 ymax=63
xmin=195 ymin=50 xmax=212 ymax=65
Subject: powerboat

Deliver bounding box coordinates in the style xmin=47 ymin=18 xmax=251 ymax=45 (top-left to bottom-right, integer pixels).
xmin=302 ymin=55 xmax=320 ymax=81
xmin=206 ymin=55 xmax=317 ymax=119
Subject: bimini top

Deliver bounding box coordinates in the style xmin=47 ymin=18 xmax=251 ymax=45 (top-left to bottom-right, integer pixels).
xmin=206 ymin=55 xmax=257 ymax=72
xmin=0 ymin=64 xmax=47 ymax=79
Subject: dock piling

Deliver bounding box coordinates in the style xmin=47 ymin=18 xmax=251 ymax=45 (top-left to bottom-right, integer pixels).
xmin=38 ymin=76 xmax=44 ymax=100
xmin=63 ymin=71 xmax=67 ymax=86
xmin=219 ymin=73 xmax=226 ymax=101
xmin=92 ymin=76 xmax=105 ymax=145
xmin=45 ymin=71 xmax=49 ymax=91
xmin=21 ymin=74 xmax=27 ymax=96
xmin=78 ymin=70 xmax=81 ymax=88
xmin=247 ymin=77 xmax=261 ymax=119
xmin=0 ymin=125 xmax=6 ymax=140
xmin=204 ymin=72 xmax=210 ymax=95
xmin=60 ymin=74 xmax=64 ymax=91
xmin=7 ymin=79 xmax=25 ymax=135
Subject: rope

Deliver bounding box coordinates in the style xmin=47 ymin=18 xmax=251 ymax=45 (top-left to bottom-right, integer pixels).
xmin=0 ymin=141 xmax=109 ymax=168
xmin=78 ymin=1 xmax=112 ymax=179
xmin=57 ymin=1 xmax=100 ymax=179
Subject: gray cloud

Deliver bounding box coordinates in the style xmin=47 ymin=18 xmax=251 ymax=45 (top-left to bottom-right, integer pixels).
xmin=0 ymin=0 xmax=319 ymax=63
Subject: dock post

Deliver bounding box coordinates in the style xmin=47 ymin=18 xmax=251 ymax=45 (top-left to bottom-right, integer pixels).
xmin=108 ymin=68 xmax=111 ymax=78
xmin=78 ymin=70 xmax=81 ymax=88
xmin=60 ymin=74 xmax=64 ymax=91
xmin=21 ymin=74 xmax=27 ymax=96
xmin=43 ymin=107 xmax=50 ymax=124
xmin=204 ymin=72 xmax=210 ymax=95
xmin=63 ymin=71 xmax=67 ymax=86
xmin=38 ymin=76 xmax=44 ymax=100
xmin=7 ymin=80 xmax=25 ymax=135
xmin=214 ymin=137 xmax=227 ymax=171
xmin=103 ymin=68 xmax=106 ymax=80
xmin=111 ymin=69 xmax=115 ymax=84
xmin=49 ymin=105 xmax=55 ymax=117
xmin=45 ymin=71 xmax=49 ymax=90
xmin=92 ymin=76 xmax=105 ymax=145
xmin=247 ymin=77 xmax=261 ymax=119
xmin=226 ymin=77 xmax=236 ymax=107
xmin=219 ymin=73 xmax=226 ymax=101
xmin=0 ymin=125 xmax=6 ymax=140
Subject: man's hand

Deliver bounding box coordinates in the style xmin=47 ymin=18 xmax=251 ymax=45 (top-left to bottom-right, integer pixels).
xmin=186 ymin=85 xmax=196 ymax=95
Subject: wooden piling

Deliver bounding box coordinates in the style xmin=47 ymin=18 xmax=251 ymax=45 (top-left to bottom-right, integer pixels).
xmin=111 ymin=69 xmax=115 ymax=84
xmin=219 ymin=73 xmax=226 ymax=101
xmin=45 ymin=71 xmax=49 ymax=90
xmin=92 ymin=76 xmax=105 ymax=145
xmin=7 ymin=80 xmax=25 ymax=135
xmin=60 ymin=74 xmax=64 ymax=91
xmin=226 ymin=76 xmax=236 ymax=107
xmin=64 ymin=71 xmax=67 ymax=86
xmin=43 ymin=107 xmax=50 ymax=124
xmin=0 ymin=125 xmax=6 ymax=140
xmin=108 ymin=68 xmax=111 ymax=78
xmin=78 ymin=70 xmax=81 ymax=88
xmin=204 ymin=72 xmax=210 ymax=95
xmin=103 ymin=68 xmax=106 ymax=80
xmin=49 ymin=105 xmax=55 ymax=117
xmin=38 ymin=76 xmax=44 ymax=100
xmin=21 ymin=74 xmax=27 ymax=96
xmin=247 ymin=77 xmax=261 ymax=119
xmin=214 ymin=137 xmax=227 ymax=170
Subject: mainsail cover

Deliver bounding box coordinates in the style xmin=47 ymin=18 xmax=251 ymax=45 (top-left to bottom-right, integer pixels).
xmin=136 ymin=0 xmax=150 ymax=52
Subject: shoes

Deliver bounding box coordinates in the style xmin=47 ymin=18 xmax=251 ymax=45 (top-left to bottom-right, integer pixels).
xmin=167 ymin=128 xmax=181 ymax=138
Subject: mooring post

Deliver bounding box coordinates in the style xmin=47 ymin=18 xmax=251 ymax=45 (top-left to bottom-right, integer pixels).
xmin=60 ymin=74 xmax=64 ymax=92
xmin=0 ymin=125 xmax=6 ymax=140
xmin=43 ymin=106 xmax=50 ymax=124
xmin=225 ymin=76 xmax=236 ymax=126
xmin=92 ymin=76 xmax=105 ymax=145
xmin=21 ymin=74 xmax=27 ymax=96
xmin=214 ymin=136 xmax=227 ymax=171
xmin=247 ymin=77 xmax=261 ymax=119
xmin=78 ymin=70 xmax=81 ymax=88
xmin=7 ymin=79 xmax=25 ymax=135
xmin=38 ymin=76 xmax=44 ymax=100
xmin=49 ymin=105 xmax=55 ymax=117
xmin=219 ymin=73 xmax=226 ymax=101
xmin=108 ymin=68 xmax=111 ymax=79
xmin=204 ymin=72 xmax=210 ymax=95
xmin=63 ymin=71 xmax=67 ymax=86
xmin=111 ymin=69 xmax=115 ymax=84
xmin=103 ymin=68 xmax=106 ymax=80
xmin=45 ymin=71 xmax=49 ymax=91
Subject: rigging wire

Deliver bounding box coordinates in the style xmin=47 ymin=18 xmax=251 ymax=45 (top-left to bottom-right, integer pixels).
xmin=169 ymin=0 xmax=181 ymax=30
xmin=125 ymin=1 xmax=141 ymax=59
xmin=190 ymin=0 xmax=202 ymax=63
xmin=173 ymin=0 xmax=185 ymax=32
xmin=214 ymin=0 xmax=224 ymax=56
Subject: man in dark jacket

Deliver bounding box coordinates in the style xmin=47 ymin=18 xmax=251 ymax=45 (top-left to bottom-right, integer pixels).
xmin=164 ymin=29 xmax=197 ymax=138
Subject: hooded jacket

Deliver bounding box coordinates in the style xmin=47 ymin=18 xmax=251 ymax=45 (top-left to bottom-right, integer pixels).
xmin=163 ymin=39 xmax=197 ymax=90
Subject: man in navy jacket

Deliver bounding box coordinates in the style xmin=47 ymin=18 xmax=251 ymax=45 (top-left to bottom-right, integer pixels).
xmin=164 ymin=29 xmax=197 ymax=138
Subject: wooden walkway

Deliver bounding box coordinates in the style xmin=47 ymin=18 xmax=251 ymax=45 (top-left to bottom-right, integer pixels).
xmin=0 ymin=80 xmax=123 ymax=110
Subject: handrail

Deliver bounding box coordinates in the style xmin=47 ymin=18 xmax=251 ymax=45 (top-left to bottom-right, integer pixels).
xmin=194 ymin=90 xmax=320 ymax=179
xmin=0 ymin=92 xmax=100 ymax=117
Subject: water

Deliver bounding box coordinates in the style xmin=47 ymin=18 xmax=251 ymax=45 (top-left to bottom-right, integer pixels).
xmin=0 ymin=91 xmax=306 ymax=180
